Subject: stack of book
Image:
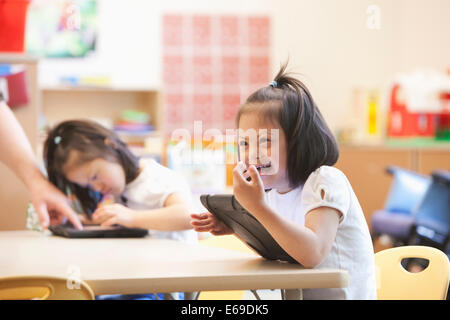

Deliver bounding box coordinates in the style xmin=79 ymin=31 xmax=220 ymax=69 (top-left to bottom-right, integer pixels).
xmin=114 ymin=110 xmax=154 ymax=135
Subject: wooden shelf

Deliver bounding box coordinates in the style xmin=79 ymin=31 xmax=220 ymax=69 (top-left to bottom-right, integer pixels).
xmin=41 ymin=87 xmax=164 ymax=133
xmin=0 ymin=54 xmax=39 ymax=64
xmin=41 ymin=85 xmax=162 ymax=92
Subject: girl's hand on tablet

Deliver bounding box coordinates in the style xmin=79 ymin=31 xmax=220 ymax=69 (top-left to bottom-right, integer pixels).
xmin=92 ymin=203 xmax=136 ymax=228
xmin=190 ymin=212 xmax=234 ymax=236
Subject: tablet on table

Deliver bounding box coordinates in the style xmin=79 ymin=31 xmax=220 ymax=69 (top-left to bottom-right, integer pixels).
xmin=48 ymin=223 xmax=149 ymax=238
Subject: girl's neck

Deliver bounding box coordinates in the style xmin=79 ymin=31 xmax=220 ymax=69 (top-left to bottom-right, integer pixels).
xmin=275 ymin=184 xmax=295 ymax=194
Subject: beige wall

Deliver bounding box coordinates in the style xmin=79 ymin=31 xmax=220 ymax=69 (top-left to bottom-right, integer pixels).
xmin=38 ymin=0 xmax=450 ymax=131
xmin=395 ymin=0 xmax=450 ymax=72
xmin=270 ymin=0 xmax=450 ymax=130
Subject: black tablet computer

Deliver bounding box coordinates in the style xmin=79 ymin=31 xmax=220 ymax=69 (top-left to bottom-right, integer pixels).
xmin=200 ymin=194 xmax=298 ymax=264
xmin=48 ymin=223 xmax=149 ymax=238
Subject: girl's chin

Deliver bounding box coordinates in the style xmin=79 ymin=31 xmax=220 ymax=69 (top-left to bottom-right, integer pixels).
xmin=260 ymin=175 xmax=274 ymax=188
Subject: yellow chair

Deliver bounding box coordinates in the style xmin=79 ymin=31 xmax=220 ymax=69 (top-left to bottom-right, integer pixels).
xmin=375 ymin=245 xmax=450 ymax=300
xmin=198 ymin=235 xmax=257 ymax=300
xmin=0 ymin=275 xmax=95 ymax=300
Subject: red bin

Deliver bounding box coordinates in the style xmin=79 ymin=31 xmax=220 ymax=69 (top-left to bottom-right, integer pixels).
xmin=0 ymin=0 xmax=31 ymax=52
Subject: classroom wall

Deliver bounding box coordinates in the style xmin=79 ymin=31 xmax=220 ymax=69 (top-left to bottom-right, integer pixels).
xmin=38 ymin=0 xmax=450 ymax=131
xmin=270 ymin=0 xmax=398 ymax=130
xmin=38 ymin=0 xmax=273 ymax=89
xmin=394 ymin=0 xmax=450 ymax=73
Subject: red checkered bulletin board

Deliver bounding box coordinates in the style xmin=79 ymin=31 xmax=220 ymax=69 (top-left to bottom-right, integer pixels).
xmin=162 ymin=14 xmax=271 ymax=137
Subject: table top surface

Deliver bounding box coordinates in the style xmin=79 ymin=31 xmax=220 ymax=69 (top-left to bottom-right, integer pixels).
xmin=0 ymin=231 xmax=348 ymax=295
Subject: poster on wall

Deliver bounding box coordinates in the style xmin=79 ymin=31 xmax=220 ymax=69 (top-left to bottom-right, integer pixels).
xmin=25 ymin=0 xmax=98 ymax=58
xmin=162 ymin=14 xmax=271 ymax=135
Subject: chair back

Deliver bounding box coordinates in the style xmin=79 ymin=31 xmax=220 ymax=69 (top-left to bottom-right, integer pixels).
xmin=375 ymin=246 xmax=449 ymax=300
xmin=0 ymin=275 xmax=95 ymax=300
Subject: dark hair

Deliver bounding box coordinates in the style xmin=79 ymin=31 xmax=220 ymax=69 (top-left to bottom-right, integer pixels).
xmin=236 ymin=62 xmax=339 ymax=187
xmin=43 ymin=119 xmax=140 ymax=215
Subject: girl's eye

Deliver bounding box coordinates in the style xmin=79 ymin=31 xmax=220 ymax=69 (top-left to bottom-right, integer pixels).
xmin=239 ymin=140 xmax=248 ymax=147
xmin=259 ymin=137 xmax=269 ymax=143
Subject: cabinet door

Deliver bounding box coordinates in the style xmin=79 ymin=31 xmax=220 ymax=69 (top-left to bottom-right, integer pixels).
xmin=417 ymin=148 xmax=450 ymax=175
xmin=335 ymin=146 xmax=413 ymax=232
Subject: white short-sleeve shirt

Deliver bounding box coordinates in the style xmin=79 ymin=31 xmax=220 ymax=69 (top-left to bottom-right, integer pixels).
xmin=265 ymin=166 xmax=377 ymax=300
xmin=122 ymin=159 xmax=197 ymax=244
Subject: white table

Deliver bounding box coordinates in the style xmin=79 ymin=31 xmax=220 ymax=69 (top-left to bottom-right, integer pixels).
xmin=0 ymin=231 xmax=348 ymax=299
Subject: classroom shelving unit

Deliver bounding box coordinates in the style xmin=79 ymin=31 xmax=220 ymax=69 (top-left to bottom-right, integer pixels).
xmin=0 ymin=54 xmax=166 ymax=230
xmin=40 ymin=85 xmax=165 ymax=160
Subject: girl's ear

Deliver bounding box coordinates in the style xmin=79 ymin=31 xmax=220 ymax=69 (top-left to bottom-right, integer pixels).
xmin=104 ymin=137 xmax=119 ymax=149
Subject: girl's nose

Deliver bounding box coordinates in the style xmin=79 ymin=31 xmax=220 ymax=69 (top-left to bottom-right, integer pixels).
xmin=248 ymin=151 xmax=259 ymax=166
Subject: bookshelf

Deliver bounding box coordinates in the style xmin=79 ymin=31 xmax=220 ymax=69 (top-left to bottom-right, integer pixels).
xmin=40 ymin=85 xmax=165 ymax=160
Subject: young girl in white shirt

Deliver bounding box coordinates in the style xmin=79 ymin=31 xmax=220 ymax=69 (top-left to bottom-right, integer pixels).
xmin=43 ymin=119 xmax=196 ymax=244
xmin=191 ymin=63 xmax=377 ymax=299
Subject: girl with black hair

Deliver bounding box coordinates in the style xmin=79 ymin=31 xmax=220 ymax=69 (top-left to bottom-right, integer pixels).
xmin=44 ymin=119 xmax=196 ymax=244
xmin=191 ymin=63 xmax=377 ymax=299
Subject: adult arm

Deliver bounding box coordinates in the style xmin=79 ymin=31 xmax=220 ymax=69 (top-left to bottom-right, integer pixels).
xmin=0 ymin=101 xmax=82 ymax=229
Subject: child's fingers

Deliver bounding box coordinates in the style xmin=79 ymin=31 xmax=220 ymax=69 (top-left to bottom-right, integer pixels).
xmin=190 ymin=217 xmax=213 ymax=226
xmin=232 ymin=164 xmax=249 ymax=186
xmin=248 ymin=165 xmax=264 ymax=188
xmin=190 ymin=212 xmax=211 ymax=220
xmin=193 ymin=225 xmax=215 ymax=232
xmin=191 ymin=220 xmax=215 ymax=229
xmin=92 ymin=210 xmax=114 ymax=223
xmin=101 ymin=216 xmax=117 ymax=227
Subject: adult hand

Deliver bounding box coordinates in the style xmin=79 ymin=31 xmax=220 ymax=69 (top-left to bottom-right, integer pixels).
xmin=0 ymin=103 xmax=82 ymax=230
xmin=29 ymin=177 xmax=83 ymax=230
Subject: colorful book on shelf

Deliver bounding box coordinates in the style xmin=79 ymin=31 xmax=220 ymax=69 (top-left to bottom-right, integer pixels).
xmin=120 ymin=110 xmax=150 ymax=124
xmin=114 ymin=123 xmax=154 ymax=133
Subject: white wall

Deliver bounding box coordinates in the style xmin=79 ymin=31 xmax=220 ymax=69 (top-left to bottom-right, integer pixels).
xmin=395 ymin=0 xmax=450 ymax=72
xmin=270 ymin=0 xmax=399 ymax=129
xmin=38 ymin=0 xmax=450 ymax=130
xmin=270 ymin=0 xmax=450 ymax=129
xmin=38 ymin=0 xmax=273 ymax=89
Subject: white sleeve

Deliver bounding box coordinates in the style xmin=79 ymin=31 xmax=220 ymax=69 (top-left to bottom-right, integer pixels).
xmin=129 ymin=160 xmax=193 ymax=210
xmin=301 ymin=166 xmax=351 ymax=223
xmin=155 ymin=169 xmax=193 ymax=209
